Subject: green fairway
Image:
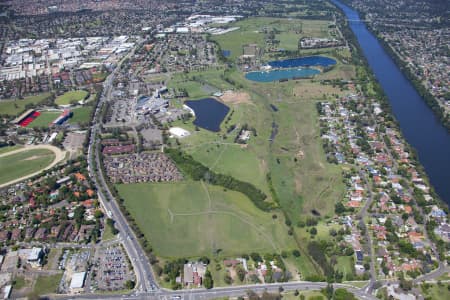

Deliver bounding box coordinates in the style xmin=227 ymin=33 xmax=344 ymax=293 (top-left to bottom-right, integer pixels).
xmin=0 ymin=149 xmax=55 ymax=185
xmin=69 ymin=106 xmax=93 ymax=124
xmin=30 ymin=112 xmax=60 ymax=128
xmin=33 ymin=274 xmax=62 ymax=295
xmin=117 ymin=181 xmax=296 ymax=258
xmin=55 ymin=90 xmax=88 ymax=105
xmin=0 ymin=93 xmax=52 ymax=116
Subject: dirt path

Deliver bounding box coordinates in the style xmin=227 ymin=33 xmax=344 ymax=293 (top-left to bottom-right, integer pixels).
xmin=0 ymin=144 xmax=66 ymax=188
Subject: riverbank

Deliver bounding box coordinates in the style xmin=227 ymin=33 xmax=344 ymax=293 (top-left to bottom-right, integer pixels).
xmin=331 ymin=0 xmax=450 ymax=207
xmin=337 ymin=0 xmax=450 ymax=132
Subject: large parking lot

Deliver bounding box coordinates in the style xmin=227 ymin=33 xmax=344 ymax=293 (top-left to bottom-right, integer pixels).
xmin=91 ymin=243 xmax=134 ymax=291
xmin=105 ymin=98 xmax=136 ymax=125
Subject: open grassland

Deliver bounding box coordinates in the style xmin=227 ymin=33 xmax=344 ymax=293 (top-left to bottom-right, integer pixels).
xmin=30 ymin=111 xmax=60 ymax=128
xmin=69 ymin=106 xmax=93 ymax=124
xmin=293 ymin=81 xmax=346 ymax=101
xmin=168 ymin=68 xmax=235 ymax=99
xmin=212 ymin=17 xmax=335 ymax=60
xmin=55 ymin=90 xmax=88 ymax=105
xmin=117 ymin=181 xmax=297 ymax=258
xmin=188 ymin=142 xmax=270 ymax=195
xmin=224 ymin=67 xmax=346 ymax=222
xmin=33 ymin=274 xmax=62 ymax=296
xmin=163 ymin=17 xmax=357 ymax=278
xmin=0 ymin=93 xmax=52 ymax=116
xmin=0 ymin=149 xmax=55 ymax=185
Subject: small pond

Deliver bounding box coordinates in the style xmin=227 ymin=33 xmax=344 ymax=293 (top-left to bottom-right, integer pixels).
xmin=185 ymin=98 xmax=230 ymax=132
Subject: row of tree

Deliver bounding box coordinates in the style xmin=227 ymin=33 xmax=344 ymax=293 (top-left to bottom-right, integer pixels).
xmin=165 ymin=148 xmax=273 ymax=212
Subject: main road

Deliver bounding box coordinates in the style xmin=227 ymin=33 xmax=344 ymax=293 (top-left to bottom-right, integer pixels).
xmin=86 ymin=43 xmax=157 ymax=294
xmin=55 ymin=281 xmax=378 ymax=300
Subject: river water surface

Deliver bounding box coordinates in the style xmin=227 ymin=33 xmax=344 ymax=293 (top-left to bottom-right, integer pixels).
xmin=332 ymin=0 xmax=450 ymax=204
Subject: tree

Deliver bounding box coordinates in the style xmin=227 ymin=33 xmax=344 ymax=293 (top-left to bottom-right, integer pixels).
xmin=310 ymin=227 xmax=317 ymax=235
xmin=203 ymin=270 xmax=213 ymax=289
xmin=94 ymin=210 xmax=104 ymax=219
xmin=236 ymin=265 xmax=246 ymax=282
xmin=224 ymin=273 xmax=233 ymax=285
xmin=292 ymin=250 xmax=301 ymax=257
xmin=125 ymin=280 xmax=135 ymax=289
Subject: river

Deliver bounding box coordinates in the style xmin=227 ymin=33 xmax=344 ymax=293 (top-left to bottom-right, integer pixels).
xmin=331 ymin=0 xmax=450 ymax=205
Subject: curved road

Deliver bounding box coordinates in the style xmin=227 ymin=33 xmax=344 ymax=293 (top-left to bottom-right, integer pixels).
xmin=0 ymin=144 xmax=66 ymax=188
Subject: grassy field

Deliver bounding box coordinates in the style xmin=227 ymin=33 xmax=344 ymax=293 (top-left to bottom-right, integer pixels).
xmin=0 ymin=149 xmax=55 ymax=185
xmin=33 ymin=274 xmax=62 ymax=295
xmin=212 ymin=17 xmax=334 ymax=60
xmin=158 ymin=16 xmax=356 ymax=278
xmin=0 ymin=93 xmax=52 ymax=116
xmin=69 ymin=106 xmax=93 ymax=124
xmin=282 ymin=290 xmax=325 ymax=300
xmin=55 ymin=90 xmax=88 ymax=105
xmin=168 ymin=68 xmax=235 ymax=100
xmin=117 ymin=181 xmax=297 ymax=258
xmin=102 ymin=222 xmax=117 ymax=241
xmin=336 ymin=256 xmax=354 ymax=279
xmin=13 ymin=276 xmax=26 ymax=289
xmin=29 ymin=111 xmax=60 ymax=128
xmin=0 ymin=145 xmax=23 ymax=155
xmin=420 ymin=283 xmax=450 ymax=300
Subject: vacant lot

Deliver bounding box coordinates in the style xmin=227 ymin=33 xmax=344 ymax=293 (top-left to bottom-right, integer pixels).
xmin=0 ymin=149 xmax=56 ymax=185
xmin=117 ymin=181 xmax=296 ymax=258
xmin=33 ymin=274 xmax=62 ymax=296
xmin=0 ymin=93 xmax=52 ymax=116
xmin=55 ymin=90 xmax=88 ymax=105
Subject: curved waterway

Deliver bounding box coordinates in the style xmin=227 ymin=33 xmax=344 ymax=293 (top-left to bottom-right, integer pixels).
xmin=332 ymin=0 xmax=450 ymax=204
xmin=268 ymin=55 xmax=336 ymax=68
xmin=245 ymin=68 xmax=320 ymax=82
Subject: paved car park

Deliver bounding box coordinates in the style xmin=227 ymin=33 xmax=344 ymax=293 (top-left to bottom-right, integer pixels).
xmin=91 ymin=243 xmax=134 ymax=291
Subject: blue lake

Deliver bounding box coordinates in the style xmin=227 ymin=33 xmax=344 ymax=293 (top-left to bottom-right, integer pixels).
xmin=185 ymin=98 xmax=230 ymax=132
xmin=245 ymin=68 xmax=320 ymax=82
xmin=268 ymin=56 xmax=337 ymax=69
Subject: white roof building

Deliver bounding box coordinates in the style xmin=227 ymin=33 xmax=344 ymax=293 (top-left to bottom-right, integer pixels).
xmin=70 ymin=272 xmax=86 ymax=293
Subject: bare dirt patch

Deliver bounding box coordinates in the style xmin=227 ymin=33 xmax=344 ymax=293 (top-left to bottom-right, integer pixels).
xmin=23 ymin=154 xmax=51 ymax=161
xmin=220 ymin=90 xmax=252 ymax=104
xmin=292 ymin=81 xmax=345 ymax=101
